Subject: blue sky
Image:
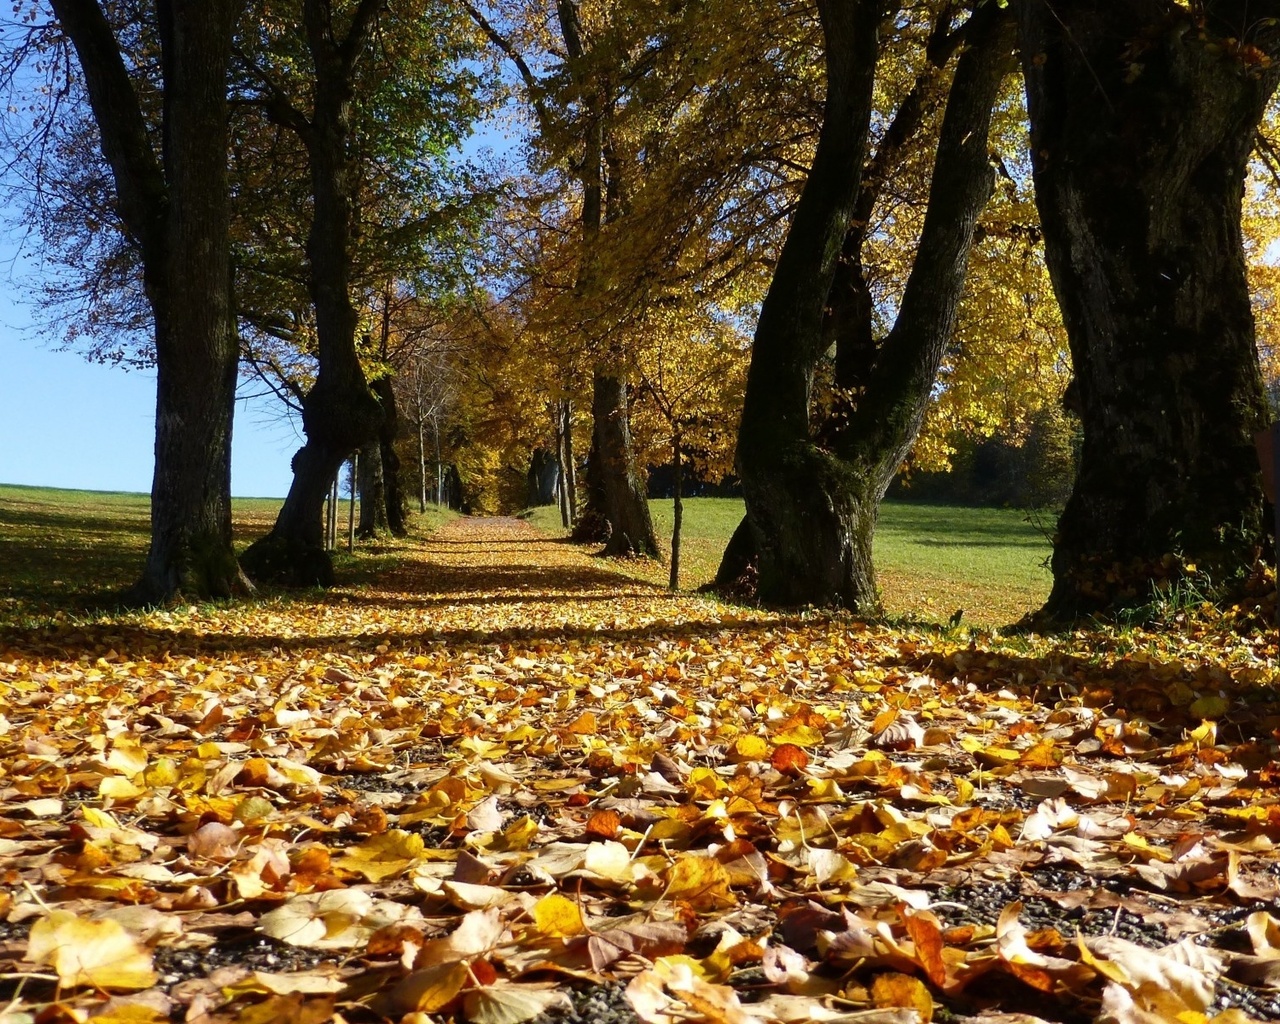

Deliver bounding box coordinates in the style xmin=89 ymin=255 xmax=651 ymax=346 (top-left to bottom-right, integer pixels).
xmin=0 ymin=292 xmax=301 ymax=498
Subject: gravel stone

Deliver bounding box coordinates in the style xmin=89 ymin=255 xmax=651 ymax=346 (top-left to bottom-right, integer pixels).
xmin=154 ymin=934 xmax=330 ymax=984
xmin=534 ymin=982 xmax=640 ymax=1024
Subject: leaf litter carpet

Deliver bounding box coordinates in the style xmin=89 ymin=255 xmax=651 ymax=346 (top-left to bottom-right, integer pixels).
xmin=3 ymin=517 xmax=1280 ymax=1023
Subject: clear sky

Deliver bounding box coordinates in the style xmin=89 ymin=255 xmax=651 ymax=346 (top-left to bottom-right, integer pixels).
xmin=0 ymin=287 xmax=301 ymax=498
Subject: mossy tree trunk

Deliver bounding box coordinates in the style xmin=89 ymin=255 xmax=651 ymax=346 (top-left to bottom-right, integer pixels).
xmin=1020 ymin=0 xmax=1280 ymax=617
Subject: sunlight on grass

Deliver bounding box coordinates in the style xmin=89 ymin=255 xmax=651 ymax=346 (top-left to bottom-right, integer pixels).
xmin=0 ymin=484 xmax=457 ymax=620
xmin=527 ymin=497 xmax=1052 ymax=625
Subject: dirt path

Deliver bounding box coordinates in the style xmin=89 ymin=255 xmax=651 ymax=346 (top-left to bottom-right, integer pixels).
xmin=360 ymin=515 xmax=751 ymax=641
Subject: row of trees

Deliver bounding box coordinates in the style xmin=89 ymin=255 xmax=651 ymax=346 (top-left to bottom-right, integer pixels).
xmin=9 ymin=0 xmax=1280 ymax=621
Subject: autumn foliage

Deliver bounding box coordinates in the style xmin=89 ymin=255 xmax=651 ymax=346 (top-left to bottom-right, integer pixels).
xmin=0 ymin=516 xmax=1278 ymax=1023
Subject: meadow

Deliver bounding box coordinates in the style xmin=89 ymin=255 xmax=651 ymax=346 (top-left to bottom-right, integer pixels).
xmin=1 ymin=484 xmax=1050 ymax=624
xmin=529 ymin=496 xmax=1052 ymax=625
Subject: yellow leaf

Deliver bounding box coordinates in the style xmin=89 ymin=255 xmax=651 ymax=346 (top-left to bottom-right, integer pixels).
xmin=731 ymin=734 xmax=769 ymax=762
xmin=1189 ymin=695 xmax=1228 ymax=719
xmin=500 ymin=816 xmax=540 ymax=851
xmin=533 ymin=893 xmax=585 ymax=938
xmin=663 ymin=855 xmax=733 ymax=909
xmin=336 ymin=829 xmax=426 ymax=882
xmin=687 ymin=767 xmax=725 ymax=799
xmin=871 ymin=971 xmax=933 ymax=1021
xmin=772 ymin=725 xmax=823 ymax=747
xmin=27 ymin=911 xmax=157 ymax=991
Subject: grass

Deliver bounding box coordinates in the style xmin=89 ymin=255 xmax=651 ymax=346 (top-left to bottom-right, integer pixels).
xmin=526 ymin=497 xmax=1052 ymax=626
xmin=0 ymin=482 xmax=1047 ymax=625
xmin=0 ymin=483 xmax=456 ymax=619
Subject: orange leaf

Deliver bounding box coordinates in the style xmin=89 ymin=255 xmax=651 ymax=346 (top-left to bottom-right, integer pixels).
xmin=585 ymin=809 xmax=621 ymax=840
xmin=905 ymin=913 xmax=948 ymax=988
xmin=771 ymin=744 xmax=809 ymax=774
xmin=568 ymin=711 xmax=597 ymax=735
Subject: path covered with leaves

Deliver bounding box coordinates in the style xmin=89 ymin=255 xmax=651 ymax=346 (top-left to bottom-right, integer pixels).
xmin=3 ymin=517 xmax=1280 ymax=1024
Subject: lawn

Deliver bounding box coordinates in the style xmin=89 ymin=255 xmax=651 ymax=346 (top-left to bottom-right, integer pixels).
xmin=527 ymin=496 xmax=1052 ymax=625
xmin=0 ymin=483 xmax=454 ymax=616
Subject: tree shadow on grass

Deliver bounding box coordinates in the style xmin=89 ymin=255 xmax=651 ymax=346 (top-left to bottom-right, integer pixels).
xmin=0 ymin=612 xmax=800 ymax=663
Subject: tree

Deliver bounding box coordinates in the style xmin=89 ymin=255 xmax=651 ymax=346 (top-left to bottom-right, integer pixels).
xmin=47 ymin=0 xmax=247 ymax=603
xmin=236 ymin=0 xmax=393 ymax=584
xmin=726 ymin=0 xmax=1014 ymax=611
xmin=634 ymin=309 xmax=748 ymax=589
xmin=235 ymin=0 xmax=483 ymax=581
xmin=1019 ymin=0 xmax=1280 ymax=617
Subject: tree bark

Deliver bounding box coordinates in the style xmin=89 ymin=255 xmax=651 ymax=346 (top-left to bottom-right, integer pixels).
xmin=728 ymin=1 xmax=1012 ymax=610
xmin=1020 ymin=0 xmax=1280 ymax=617
xmin=52 ymin=0 xmax=246 ymax=603
xmin=557 ymin=0 xmax=658 ymax=558
xmin=374 ymin=375 xmax=407 ymax=536
xmin=594 ymin=369 xmax=660 ymax=557
xmin=356 ymin=439 xmax=386 ymax=537
xmin=669 ymin=429 xmax=683 ymax=590
xmin=241 ymin=0 xmax=384 ymax=585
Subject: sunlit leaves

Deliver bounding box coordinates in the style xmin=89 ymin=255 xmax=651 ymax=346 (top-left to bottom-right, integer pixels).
xmin=3 ymin=514 xmax=1280 ymax=1024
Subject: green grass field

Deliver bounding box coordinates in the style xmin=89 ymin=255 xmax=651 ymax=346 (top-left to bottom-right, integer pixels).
xmin=527 ymin=497 xmax=1052 ymax=626
xmin=1 ymin=484 xmax=1049 ymax=626
xmin=0 ymin=483 xmax=454 ymax=615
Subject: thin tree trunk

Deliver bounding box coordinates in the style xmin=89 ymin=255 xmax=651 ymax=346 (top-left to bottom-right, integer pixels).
xmin=563 ymin=398 xmax=577 ymax=521
xmin=418 ymin=419 xmax=428 ymax=512
xmin=555 ymin=403 xmax=571 ymax=527
xmin=1020 ymin=0 xmax=1280 ymax=618
xmin=669 ymin=429 xmax=683 ymax=590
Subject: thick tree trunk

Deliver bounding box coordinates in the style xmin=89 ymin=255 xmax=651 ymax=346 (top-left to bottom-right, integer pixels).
xmin=1020 ymin=1 xmax=1280 ymax=617
xmin=52 ymin=0 xmax=246 ymax=603
xmin=356 ymin=440 xmax=386 ymax=537
xmin=241 ymin=0 xmax=383 ymax=584
xmin=372 ymin=375 xmax=406 ymax=536
xmin=729 ymin=0 xmax=882 ymax=609
xmin=557 ymin=0 xmax=654 ymax=558
xmin=728 ymin=1 xmax=1011 ymax=611
xmin=594 ymin=369 xmax=660 ymax=557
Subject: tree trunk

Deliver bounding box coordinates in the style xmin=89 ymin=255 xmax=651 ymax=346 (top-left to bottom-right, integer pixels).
xmin=594 ymin=369 xmax=660 ymax=557
xmin=555 ymin=403 xmax=571 ymax=527
xmin=729 ymin=0 xmax=882 ymax=609
xmin=372 ymin=375 xmax=406 ymax=535
xmin=669 ymin=429 xmax=683 ymax=590
xmin=728 ymin=1 xmax=1011 ymax=610
xmin=241 ymin=0 xmax=384 ymax=585
xmin=1020 ymin=0 xmax=1280 ymax=617
xmin=562 ymin=398 xmax=577 ymax=521
xmin=356 ymin=439 xmax=386 ymax=537
xmin=52 ymin=0 xmax=246 ymax=603
xmin=417 ymin=419 xmax=428 ymax=512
